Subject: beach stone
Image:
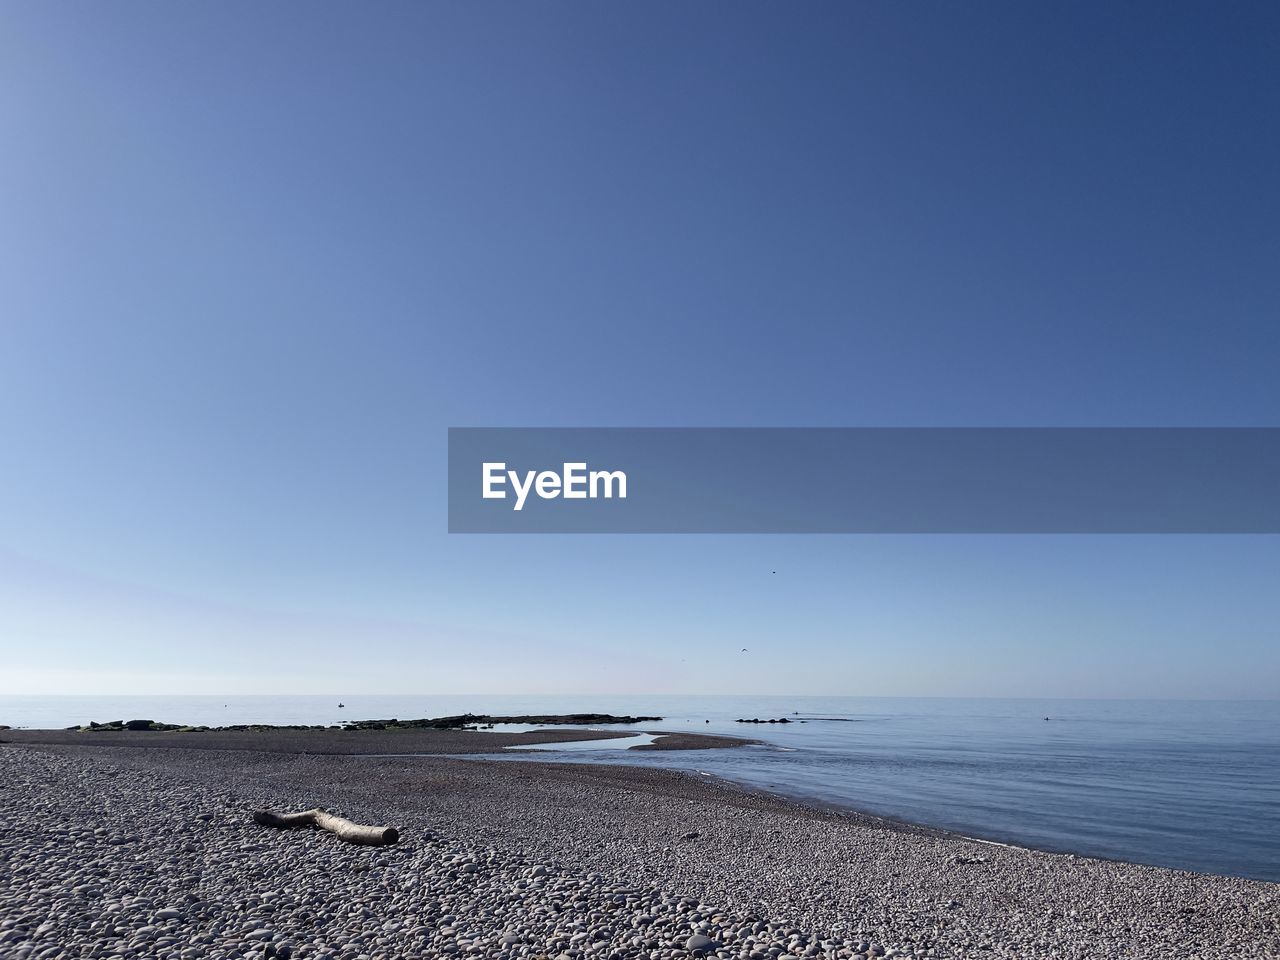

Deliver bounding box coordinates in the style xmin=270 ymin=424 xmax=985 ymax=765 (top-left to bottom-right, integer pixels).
xmin=0 ymin=731 xmax=1271 ymax=960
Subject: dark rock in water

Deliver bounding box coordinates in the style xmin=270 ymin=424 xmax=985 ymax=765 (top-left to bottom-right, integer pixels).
xmin=76 ymin=719 xmax=185 ymax=732
xmin=735 ymin=717 xmax=791 ymax=724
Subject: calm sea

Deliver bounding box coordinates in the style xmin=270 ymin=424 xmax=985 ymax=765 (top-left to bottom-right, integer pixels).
xmin=3 ymin=694 xmax=1277 ymax=883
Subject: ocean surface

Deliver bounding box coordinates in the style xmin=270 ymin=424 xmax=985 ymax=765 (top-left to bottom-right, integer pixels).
xmin=3 ymin=694 xmax=1278 ymax=883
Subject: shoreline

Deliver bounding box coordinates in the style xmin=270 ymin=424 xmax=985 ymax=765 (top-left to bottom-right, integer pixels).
xmin=0 ymin=727 xmax=1087 ymax=859
xmin=3 ymin=724 xmax=1271 ymax=880
xmin=563 ymin=755 xmax=1204 ymax=882
xmin=2 ymin=737 xmax=1276 ymax=958
xmin=4 ymin=724 xmax=1275 ymax=883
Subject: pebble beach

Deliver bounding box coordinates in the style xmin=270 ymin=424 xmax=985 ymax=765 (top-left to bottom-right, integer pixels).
xmin=1 ymin=733 xmax=1277 ymax=960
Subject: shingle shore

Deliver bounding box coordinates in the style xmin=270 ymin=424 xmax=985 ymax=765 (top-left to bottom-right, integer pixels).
xmin=1 ymin=742 xmax=1276 ymax=960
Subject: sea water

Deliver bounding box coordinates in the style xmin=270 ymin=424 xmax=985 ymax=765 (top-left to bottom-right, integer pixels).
xmin=3 ymin=694 xmax=1277 ymax=882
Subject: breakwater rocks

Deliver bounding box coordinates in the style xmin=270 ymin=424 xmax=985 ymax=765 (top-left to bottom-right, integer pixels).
xmin=341 ymin=713 xmax=663 ymax=731
xmin=63 ymin=713 xmax=663 ymax=734
xmin=735 ymin=718 xmax=792 ymax=724
xmin=1 ymin=747 xmax=898 ymax=960
xmin=69 ymin=720 xmax=336 ymax=733
xmin=57 ymin=716 xmax=660 ymax=737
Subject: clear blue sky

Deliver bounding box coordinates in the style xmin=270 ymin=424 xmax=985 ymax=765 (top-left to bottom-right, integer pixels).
xmin=1 ymin=2 xmax=1277 ymax=697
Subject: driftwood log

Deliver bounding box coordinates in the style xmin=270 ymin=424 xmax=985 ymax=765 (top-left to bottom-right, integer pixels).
xmin=253 ymin=808 xmax=399 ymax=846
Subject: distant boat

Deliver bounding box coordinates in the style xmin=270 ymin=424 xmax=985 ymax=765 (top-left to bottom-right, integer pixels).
xmin=338 ymin=702 xmax=345 ymax=708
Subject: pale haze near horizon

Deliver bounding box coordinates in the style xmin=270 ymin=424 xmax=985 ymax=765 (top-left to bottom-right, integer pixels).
xmin=1 ymin=2 xmax=1278 ymax=699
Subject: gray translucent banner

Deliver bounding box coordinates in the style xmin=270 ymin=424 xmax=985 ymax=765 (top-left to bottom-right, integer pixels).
xmin=448 ymin=428 xmax=1280 ymax=533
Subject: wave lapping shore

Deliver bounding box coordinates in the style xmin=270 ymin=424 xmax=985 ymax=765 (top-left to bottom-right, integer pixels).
xmin=1 ymin=739 xmax=1277 ymax=960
